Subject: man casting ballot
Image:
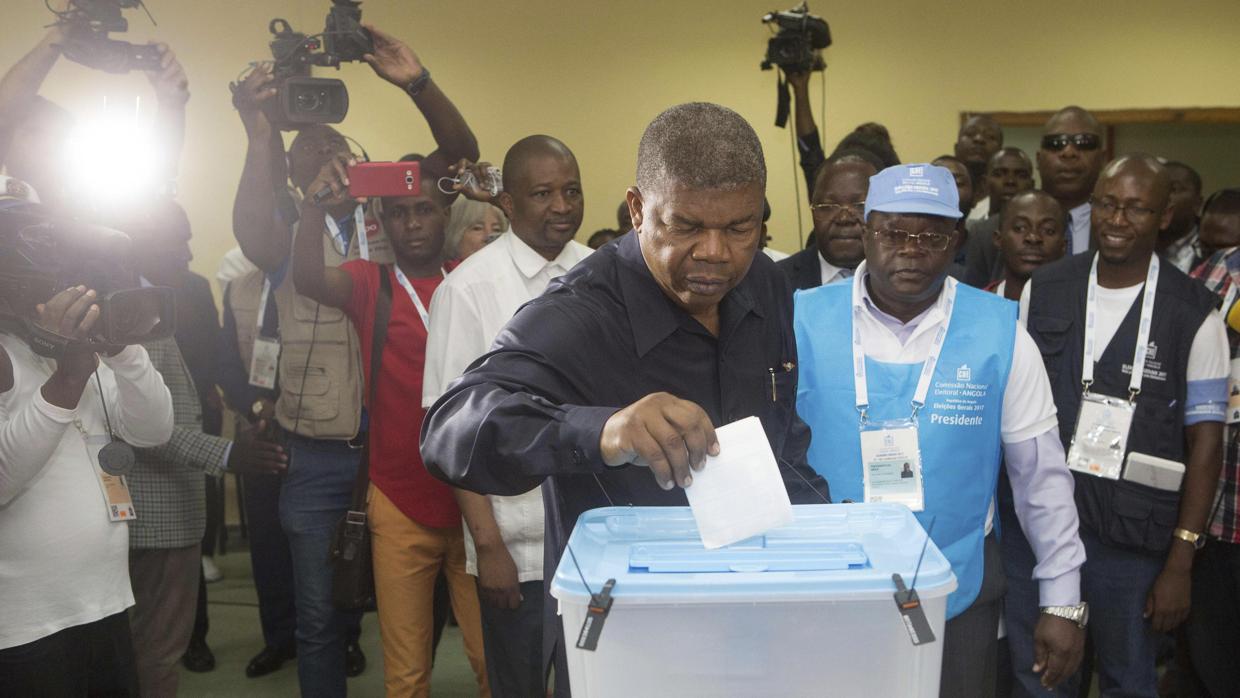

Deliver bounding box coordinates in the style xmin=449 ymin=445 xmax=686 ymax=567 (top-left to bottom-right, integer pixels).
xmin=793 ymin=163 xmax=1086 ymax=696
xmin=420 ymin=102 xmax=827 ymax=691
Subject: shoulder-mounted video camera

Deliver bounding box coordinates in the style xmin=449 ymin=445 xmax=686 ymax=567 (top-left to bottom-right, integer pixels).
xmin=263 ymin=0 xmax=374 ymax=125
xmin=0 ymin=207 xmax=175 ymax=358
xmin=760 ymin=2 xmax=831 ymax=73
xmin=50 ymin=0 xmax=162 ymax=74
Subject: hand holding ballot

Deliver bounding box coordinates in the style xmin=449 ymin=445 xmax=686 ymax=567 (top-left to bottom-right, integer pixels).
xmin=599 ymin=392 xmax=720 ymax=490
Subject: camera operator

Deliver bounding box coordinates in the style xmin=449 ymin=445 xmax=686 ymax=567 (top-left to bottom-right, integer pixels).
xmin=230 ymin=22 xmax=479 ymax=698
xmin=0 ymin=281 xmax=174 ymax=695
xmin=0 ymin=4 xmax=188 ymax=209
xmin=786 ymin=70 xmax=826 ymax=203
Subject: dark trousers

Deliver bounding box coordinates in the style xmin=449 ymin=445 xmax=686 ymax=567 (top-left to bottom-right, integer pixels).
xmin=1188 ymin=540 xmax=1240 ymax=697
xmin=0 ymin=611 xmax=139 ymax=697
xmin=941 ymin=534 xmax=1007 ymax=697
xmin=243 ymin=471 xmax=298 ymax=650
xmin=479 ymin=579 xmax=544 ymax=698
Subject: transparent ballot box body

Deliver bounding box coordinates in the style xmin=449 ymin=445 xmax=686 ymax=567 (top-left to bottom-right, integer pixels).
xmin=550 ymin=503 xmax=957 ymax=698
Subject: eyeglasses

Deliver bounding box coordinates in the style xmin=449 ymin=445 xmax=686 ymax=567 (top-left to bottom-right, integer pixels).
xmin=811 ymin=201 xmax=865 ymax=220
xmin=1090 ymin=196 xmax=1159 ymax=224
xmin=870 ymin=228 xmax=954 ymax=252
xmin=1040 ymin=133 xmax=1102 ymax=152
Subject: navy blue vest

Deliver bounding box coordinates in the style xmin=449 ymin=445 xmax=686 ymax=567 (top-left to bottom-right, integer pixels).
xmin=1026 ymin=252 xmax=1217 ymax=554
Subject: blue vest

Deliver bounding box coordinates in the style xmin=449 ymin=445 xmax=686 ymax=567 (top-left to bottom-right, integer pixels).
xmin=795 ymin=280 xmax=1016 ymax=618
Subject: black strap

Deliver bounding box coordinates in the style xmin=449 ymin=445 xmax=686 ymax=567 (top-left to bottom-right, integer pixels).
xmin=348 ymin=266 xmax=393 ymax=510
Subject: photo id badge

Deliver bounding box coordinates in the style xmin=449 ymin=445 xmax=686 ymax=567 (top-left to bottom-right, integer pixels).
xmin=1066 ymin=393 xmax=1134 ymax=480
xmin=1227 ymin=358 xmax=1240 ymax=424
xmin=85 ymin=435 xmax=136 ymax=522
xmin=860 ymin=419 xmax=925 ymax=512
xmin=249 ymin=336 xmax=280 ymax=389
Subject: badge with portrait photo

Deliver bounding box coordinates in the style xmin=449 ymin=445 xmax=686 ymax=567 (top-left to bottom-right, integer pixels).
xmin=860 ymin=419 xmax=924 ymax=511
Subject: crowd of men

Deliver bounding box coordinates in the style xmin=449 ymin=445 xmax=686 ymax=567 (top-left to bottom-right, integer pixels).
xmin=1 ymin=11 xmax=1239 ymax=698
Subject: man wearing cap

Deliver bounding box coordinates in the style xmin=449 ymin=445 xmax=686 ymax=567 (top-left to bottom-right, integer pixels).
xmin=794 ymin=163 xmax=1087 ymax=696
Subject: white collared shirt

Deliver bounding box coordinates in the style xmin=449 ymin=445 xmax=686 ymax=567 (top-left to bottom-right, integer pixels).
xmin=1068 ymin=201 xmax=1092 ymax=255
xmin=423 ymin=230 xmax=592 ymax=582
xmin=819 ymin=252 xmax=854 ymax=287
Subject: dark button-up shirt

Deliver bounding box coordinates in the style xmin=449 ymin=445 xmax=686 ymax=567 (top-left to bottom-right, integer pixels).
xmin=420 ymin=231 xmax=827 ymax=562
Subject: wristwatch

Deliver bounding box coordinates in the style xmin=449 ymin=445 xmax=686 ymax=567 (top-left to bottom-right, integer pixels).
xmin=252 ymin=399 xmax=267 ymax=418
xmin=1172 ymin=527 xmax=1206 ymax=550
xmin=1041 ymin=603 xmax=1089 ymax=629
xmin=404 ymin=67 xmax=432 ymax=98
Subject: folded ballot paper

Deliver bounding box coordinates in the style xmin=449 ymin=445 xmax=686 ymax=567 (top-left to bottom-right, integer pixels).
xmin=684 ymin=416 xmax=793 ymax=549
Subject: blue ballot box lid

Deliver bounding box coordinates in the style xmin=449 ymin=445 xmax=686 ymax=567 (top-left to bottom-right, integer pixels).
xmin=551 ymin=503 xmax=956 ymax=605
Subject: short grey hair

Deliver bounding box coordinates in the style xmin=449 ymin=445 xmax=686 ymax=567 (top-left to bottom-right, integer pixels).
xmin=636 ymin=102 xmax=766 ymax=193
xmin=444 ymin=197 xmax=508 ymax=259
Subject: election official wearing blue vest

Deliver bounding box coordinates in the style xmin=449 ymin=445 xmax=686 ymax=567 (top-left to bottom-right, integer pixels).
xmin=794 ymin=164 xmax=1087 ymax=697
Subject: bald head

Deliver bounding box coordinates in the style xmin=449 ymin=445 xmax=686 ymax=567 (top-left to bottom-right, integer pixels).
xmin=1038 ymin=106 xmax=1105 ymax=207
xmin=636 ymin=102 xmax=765 ymax=194
xmin=1097 ymin=154 xmax=1171 ymax=207
xmin=501 ymin=135 xmax=577 ymax=193
xmin=1091 ymin=154 xmax=1174 ymax=271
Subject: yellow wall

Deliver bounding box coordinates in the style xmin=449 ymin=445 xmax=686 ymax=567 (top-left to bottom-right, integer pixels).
xmin=5 ymin=0 xmax=1240 ymax=284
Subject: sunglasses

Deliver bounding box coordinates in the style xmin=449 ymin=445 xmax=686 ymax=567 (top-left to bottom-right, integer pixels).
xmin=1041 ymin=133 xmax=1102 ymax=152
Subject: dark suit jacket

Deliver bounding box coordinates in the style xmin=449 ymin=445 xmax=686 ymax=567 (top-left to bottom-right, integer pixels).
xmin=777 ymin=246 xmax=823 ymax=291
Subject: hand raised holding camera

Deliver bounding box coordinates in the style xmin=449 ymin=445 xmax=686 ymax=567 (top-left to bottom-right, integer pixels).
xmin=361 ymin=23 xmax=425 ymax=88
xmin=305 ymin=153 xmax=364 ymax=210
xmin=37 ymin=286 xmax=102 ymax=408
xmin=146 ymin=43 xmax=189 ymax=107
xmin=446 ymin=159 xmax=502 ymax=203
xmin=232 ymin=65 xmax=278 ymax=133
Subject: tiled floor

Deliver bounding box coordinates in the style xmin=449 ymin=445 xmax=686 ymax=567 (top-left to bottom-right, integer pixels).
xmin=178 ymin=550 xmax=481 ymax=697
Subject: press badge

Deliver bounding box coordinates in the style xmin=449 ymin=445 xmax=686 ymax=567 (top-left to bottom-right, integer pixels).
xmin=860 ymin=419 xmax=925 ymax=512
xmin=1066 ymin=393 xmax=1133 ymax=480
xmin=249 ymin=336 xmax=280 ymax=389
xmin=85 ymin=434 xmax=136 ymax=522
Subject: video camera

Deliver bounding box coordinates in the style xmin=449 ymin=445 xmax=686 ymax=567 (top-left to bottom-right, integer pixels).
xmin=0 ymin=207 xmax=175 ymax=358
xmin=760 ymin=3 xmax=831 ymax=74
xmin=264 ymin=0 xmax=375 ymax=125
xmin=50 ymin=0 xmax=162 ymax=74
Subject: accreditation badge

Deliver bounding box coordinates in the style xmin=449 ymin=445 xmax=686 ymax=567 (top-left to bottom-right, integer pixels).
xmin=1066 ymin=393 xmax=1133 ymax=480
xmin=85 ymin=434 xmax=136 ymax=522
xmin=249 ymin=336 xmax=280 ymax=389
xmin=860 ymin=419 xmax=924 ymax=512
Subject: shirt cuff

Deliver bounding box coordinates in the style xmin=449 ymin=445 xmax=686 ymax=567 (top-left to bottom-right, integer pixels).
xmin=214 ymin=442 xmax=233 ymax=477
xmin=1038 ymin=570 xmax=1082 ymax=607
xmin=99 ymin=344 xmax=149 ymax=377
xmin=560 ymin=405 xmax=621 ymax=471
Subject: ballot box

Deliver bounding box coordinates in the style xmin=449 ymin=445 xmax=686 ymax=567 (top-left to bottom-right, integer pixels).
xmin=550 ymin=503 xmax=957 ymax=698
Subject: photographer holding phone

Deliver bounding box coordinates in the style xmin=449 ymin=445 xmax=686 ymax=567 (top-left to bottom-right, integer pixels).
xmin=232 ymin=20 xmax=483 ymax=698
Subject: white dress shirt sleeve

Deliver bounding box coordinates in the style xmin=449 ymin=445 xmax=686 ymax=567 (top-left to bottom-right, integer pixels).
xmin=100 ymin=344 xmax=174 ymax=448
xmin=0 ymin=375 xmax=78 ymax=505
xmin=423 ymin=280 xmax=489 ymax=408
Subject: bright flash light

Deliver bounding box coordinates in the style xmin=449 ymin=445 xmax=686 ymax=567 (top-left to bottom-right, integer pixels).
xmin=64 ymin=106 xmax=162 ymax=209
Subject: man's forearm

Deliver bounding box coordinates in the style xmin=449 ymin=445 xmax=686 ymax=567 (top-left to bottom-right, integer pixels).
xmin=0 ymin=29 xmax=63 ymax=165
xmin=291 ymin=202 xmax=340 ymax=308
xmin=233 ymin=127 xmax=290 ymax=272
xmin=411 ymin=78 xmax=478 ymax=173
xmin=1167 ymin=421 xmax=1224 ymax=570
xmin=790 ymin=81 xmax=817 ymax=139
xmin=455 ymin=488 xmax=505 ymax=550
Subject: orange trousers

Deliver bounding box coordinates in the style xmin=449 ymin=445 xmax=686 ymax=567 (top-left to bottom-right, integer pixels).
xmin=368 ymin=485 xmax=489 ymax=697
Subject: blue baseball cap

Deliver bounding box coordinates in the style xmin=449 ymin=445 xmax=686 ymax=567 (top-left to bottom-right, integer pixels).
xmin=864 ymin=163 xmax=962 ymax=221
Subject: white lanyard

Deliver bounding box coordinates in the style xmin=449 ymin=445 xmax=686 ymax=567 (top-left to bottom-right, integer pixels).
xmin=391 ymin=265 xmax=445 ymax=330
xmin=256 ymin=277 xmax=273 ymax=336
xmin=852 ymin=276 xmax=957 ymax=422
xmin=1082 ymin=253 xmax=1159 ymax=398
xmin=323 ymin=205 xmax=369 ymax=261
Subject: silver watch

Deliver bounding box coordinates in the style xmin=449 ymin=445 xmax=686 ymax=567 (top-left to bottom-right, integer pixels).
xmin=1041 ymin=603 xmax=1089 ymax=629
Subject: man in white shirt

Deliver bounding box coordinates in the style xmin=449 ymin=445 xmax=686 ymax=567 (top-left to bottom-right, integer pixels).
xmin=777 ymin=157 xmax=877 ymax=290
xmin=1017 ymin=155 xmax=1228 ymax=697
xmin=423 ymin=135 xmax=591 ymax=697
xmin=795 ymin=163 xmax=1087 ymax=697
xmin=1037 ymin=106 xmax=1106 ymax=256
xmin=0 ymin=260 xmax=174 ymax=694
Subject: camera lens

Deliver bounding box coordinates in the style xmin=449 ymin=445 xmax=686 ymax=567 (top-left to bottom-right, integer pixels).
xmin=295 ymin=89 xmax=325 ymax=113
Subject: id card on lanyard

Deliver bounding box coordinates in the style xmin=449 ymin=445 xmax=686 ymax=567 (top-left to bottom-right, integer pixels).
xmin=852 ymin=277 xmax=958 ymax=512
xmin=75 ymin=423 xmax=136 ymax=522
xmin=324 ymin=205 xmax=370 ymax=262
xmin=1066 ymin=253 xmax=1159 ymax=479
xmin=249 ymin=277 xmax=279 ymax=389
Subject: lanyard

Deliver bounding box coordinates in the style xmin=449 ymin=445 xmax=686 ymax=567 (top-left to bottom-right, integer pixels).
xmin=323 ymin=205 xmax=369 ymax=261
xmin=1082 ymin=253 xmax=1159 ymax=399
xmin=256 ymin=277 xmax=273 ymax=336
xmin=852 ymin=275 xmax=957 ymax=423
xmin=391 ymin=265 xmax=445 ymax=330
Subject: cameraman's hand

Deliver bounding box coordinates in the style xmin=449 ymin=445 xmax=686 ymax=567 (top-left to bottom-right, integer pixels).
xmin=146 ymin=43 xmax=189 ymax=107
xmin=304 ymin=154 xmax=363 ymax=210
xmin=361 ymin=23 xmax=425 ymax=88
xmin=785 ymin=70 xmax=810 ymax=94
xmin=448 ymin=159 xmax=498 ymax=203
xmin=38 ymin=286 xmax=101 ymax=407
xmin=233 ymin=65 xmax=278 ymax=135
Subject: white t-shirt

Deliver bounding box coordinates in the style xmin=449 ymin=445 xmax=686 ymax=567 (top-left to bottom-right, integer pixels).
xmin=423 ymin=231 xmax=592 ymax=582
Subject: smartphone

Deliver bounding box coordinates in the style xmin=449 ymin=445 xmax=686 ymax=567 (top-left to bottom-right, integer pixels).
xmin=347 ymin=161 xmax=421 ymax=199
